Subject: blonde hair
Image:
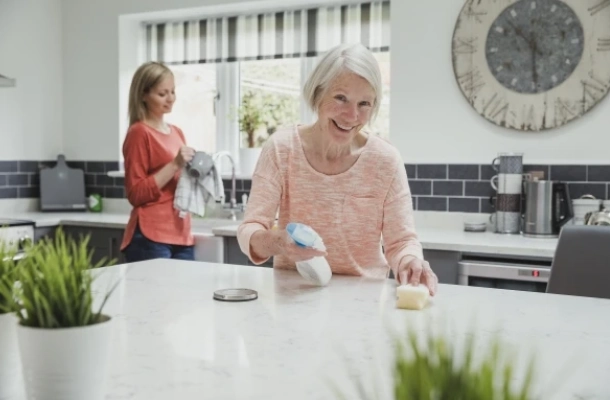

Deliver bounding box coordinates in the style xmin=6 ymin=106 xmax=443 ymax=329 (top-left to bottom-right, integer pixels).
xmin=303 ymin=43 xmax=382 ymax=122
xmin=128 ymin=61 xmax=173 ymax=126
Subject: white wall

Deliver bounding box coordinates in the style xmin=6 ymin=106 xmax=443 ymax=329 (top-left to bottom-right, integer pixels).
xmin=60 ymin=0 xmax=610 ymax=163
xmin=391 ymin=1 xmax=610 ymax=164
xmin=0 ymin=0 xmax=63 ymax=160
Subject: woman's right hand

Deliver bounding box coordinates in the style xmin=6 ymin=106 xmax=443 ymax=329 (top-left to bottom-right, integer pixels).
xmin=270 ymin=228 xmax=327 ymax=262
xmin=173 ymin=146 xmax=195 ymax=168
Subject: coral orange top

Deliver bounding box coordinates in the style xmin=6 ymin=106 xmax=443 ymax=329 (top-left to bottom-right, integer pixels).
xmin=236 ymin=125 xmax=423 ymax=279
xmin=120 ymin=121 xmax=193 ymax=251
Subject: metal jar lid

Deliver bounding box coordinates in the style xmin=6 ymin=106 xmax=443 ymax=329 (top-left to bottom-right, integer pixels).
xmin=213 ymin=288 xmax=258 ymax=302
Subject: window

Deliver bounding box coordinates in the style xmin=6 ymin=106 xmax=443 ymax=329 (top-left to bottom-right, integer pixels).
xmin=165 ymin=64 xmax=217 ymax=153
xmin=142 ymin=1 xmax=391 ymax=172
xmin=166 ymin=53 xmax=389 ymax=157
xmin=238 ymin=58 xmax=301 ymax=147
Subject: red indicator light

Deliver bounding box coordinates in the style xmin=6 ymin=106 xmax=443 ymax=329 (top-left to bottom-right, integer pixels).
xmin=533 ymin=270 xmax=539 ymax=277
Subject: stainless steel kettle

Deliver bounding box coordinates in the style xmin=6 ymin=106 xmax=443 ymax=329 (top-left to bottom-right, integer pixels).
xmin=522 ymin=180 xmax=573 ymax=237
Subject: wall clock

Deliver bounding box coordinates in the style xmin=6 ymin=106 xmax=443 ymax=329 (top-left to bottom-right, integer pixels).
xmin=452 ymin=0 xmax=610 ymax=131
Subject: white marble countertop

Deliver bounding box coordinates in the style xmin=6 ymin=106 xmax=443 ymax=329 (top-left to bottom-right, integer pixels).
xmin=55 ymin=260 xmax=610 ymax=399
xmin=212 ymin=225 xmax=558 ymax=259
xmin=5 ymin=211 xmax=241 ymax=235
xmin=11 ymin=211 xmax=130 ymax=229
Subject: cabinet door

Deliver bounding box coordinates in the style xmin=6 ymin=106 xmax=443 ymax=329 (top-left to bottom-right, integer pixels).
xmin=224 ymin=237 xmax=250 ymax=266
xmin=224 ymin=237 xmax=273 ymax=267
xmin=422 ymin=250 xmax=460 ymax=285
xmin=108 ymin=229 xmax=126 ymax=265
xmin=34 ymin=226 xmax=56 ymax=243
xmin=61 ymin=226 xmax=124 ymax=267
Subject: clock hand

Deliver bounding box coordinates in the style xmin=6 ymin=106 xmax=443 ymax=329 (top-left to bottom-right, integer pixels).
xmin=505 ymin=20 xmax=543 ymax=56
xmin=506 ymin=20 xmax=531 ymax=47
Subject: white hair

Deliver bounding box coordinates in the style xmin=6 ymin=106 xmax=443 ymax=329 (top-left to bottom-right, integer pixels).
xmin=302 ymin=43 xmax=383 ymax=122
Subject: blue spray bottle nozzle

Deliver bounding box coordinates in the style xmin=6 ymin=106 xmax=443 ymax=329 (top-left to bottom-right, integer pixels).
xmin=286 ymin=222 xmax=318 ymax=248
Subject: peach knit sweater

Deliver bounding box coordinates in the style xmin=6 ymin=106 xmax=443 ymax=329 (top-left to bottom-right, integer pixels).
xmin=236 ymin=125 xmax=423 ymax=279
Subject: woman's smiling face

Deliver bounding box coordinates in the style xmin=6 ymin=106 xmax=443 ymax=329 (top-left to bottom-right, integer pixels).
xmin=316 ymin=71 xmax=376 ymax=144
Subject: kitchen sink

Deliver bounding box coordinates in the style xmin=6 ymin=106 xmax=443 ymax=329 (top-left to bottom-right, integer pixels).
xmin=191 ymin=217 xmax=242 ymax=232
xmin=197 ymin=203 xmax=245 ymax=221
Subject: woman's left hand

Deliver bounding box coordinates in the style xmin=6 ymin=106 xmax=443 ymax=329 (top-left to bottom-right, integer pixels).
xmin=397 ymin=258 xmax=438 ymax=296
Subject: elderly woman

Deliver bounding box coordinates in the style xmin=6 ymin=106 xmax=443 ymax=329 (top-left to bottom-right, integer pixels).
xmin=236 ymin=43 xmax=438 ymax=295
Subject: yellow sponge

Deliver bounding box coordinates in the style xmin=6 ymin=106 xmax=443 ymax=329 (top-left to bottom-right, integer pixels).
xmin=396 ymin=284 xmax=430 ymax=310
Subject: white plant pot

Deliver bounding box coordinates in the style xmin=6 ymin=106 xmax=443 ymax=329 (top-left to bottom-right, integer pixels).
xmin=0 ymin=312 xmax=22 ymax=400
xmin=17 ymin=315 xmax=113 ymax=400
xmin=239 ymin=147 xmax=262 ymax=177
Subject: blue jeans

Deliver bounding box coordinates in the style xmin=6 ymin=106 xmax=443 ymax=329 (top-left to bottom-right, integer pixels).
xmin=123 ymin=225 xmax=194 ymax=263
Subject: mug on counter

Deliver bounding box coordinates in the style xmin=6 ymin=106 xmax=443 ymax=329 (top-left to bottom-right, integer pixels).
xmin=489 ymin=193 xmax=522 ymax=213
xmin=491 ymin=173 xmax=523 ymax=194
xmin=491 ymin=153 xmax=523 ymax=174
xmin=489 ymin=211 xmax=521 ymax=234
xmin=489 ymin=193 xmax=522 ymax=234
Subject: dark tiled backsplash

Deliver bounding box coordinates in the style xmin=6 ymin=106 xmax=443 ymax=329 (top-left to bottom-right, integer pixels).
xmin=2 ymin=161 xmax=610 ymax=213
xmin=407 ymin=164 xmax=610 ymax=213
xmin=0 ymin=160 xmax=124 ymax=200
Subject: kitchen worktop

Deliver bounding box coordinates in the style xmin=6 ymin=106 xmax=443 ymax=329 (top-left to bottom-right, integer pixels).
xmin=25 ymin=259 xmax=609 ymax=400
xmin=6 ymin=211 xmax=242 ymax=234
xmin=3 ymin=211 xmax=559 ymax=258
xmin=212 ymin=224 xmax=559 ymax=259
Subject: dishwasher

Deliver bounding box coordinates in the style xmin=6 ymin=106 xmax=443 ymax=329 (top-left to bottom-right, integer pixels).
xmin=457 ymin=255 xmax=552 ymax=293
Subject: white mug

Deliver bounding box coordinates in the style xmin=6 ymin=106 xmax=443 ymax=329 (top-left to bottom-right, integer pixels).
xmin=491 ymin=173 xmax=523 ymax=194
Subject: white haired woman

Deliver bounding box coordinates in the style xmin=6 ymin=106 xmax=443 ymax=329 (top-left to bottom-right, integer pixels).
xmin=236 ymin=43 xmax=438 ymax=295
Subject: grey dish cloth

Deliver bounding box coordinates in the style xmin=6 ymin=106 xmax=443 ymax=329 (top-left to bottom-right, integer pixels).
xmin=174 ymin=153 xmax=223 ymax=218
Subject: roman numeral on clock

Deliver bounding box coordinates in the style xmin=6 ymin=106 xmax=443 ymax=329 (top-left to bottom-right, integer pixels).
xmin=464 ymin=0 xmax=487 ymax=23
xmin=589 ymin=0 xmax=610 ymax=16
xmin=457 ymin=67 xmax=485 ymax=100
xmin=598 ymin=38 xmax=610 ymax=52
xmin=522 ymin=105 xmax=537 ymax=129
xmin=453 ymin=37 xmax=478 ymax=54
xmin=581 ymin=72 xmax=610 ymax=109
xmin=554 ymin=98 xmax=576 ymax=126
xmin=482 ymin=93 xmax=509 ymax=125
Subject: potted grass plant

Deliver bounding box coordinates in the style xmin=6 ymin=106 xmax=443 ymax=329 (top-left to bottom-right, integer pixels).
xmin=0 ymin=243 xmax=22 ymax=399
xmin=12 ymin=228 xmax=118 ymax=400
xmin=390 ymin=328 xmax=537 ymax=399
xmin=334 ymin=322 xmax=548 ymax=400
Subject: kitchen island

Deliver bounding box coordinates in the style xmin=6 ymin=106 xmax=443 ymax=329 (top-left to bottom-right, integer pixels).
xmin=29 ymin=259 xmax=609 ymax=399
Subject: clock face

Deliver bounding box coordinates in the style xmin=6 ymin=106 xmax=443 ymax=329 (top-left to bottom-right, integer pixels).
xmin=486 ymin=0 xmax=584 ymax=94
xmin=452 ymin=0 xmax=610 ymax=131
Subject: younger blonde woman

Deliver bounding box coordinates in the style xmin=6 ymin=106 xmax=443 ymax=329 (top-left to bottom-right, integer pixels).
xmin=120 ymin=61 xmax=196 ymax=262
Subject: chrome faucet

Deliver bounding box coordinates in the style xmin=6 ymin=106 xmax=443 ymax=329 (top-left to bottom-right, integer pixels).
xmin=213 ymin=151 xmax=237 ymax=210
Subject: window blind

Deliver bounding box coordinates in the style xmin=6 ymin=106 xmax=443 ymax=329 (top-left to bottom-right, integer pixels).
xmin=144 ymin=1 xmax=390 ymax=64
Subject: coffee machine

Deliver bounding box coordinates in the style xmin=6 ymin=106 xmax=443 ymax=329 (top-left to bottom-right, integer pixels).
xmin=522 ymin=180 xmax=573 ymax=238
